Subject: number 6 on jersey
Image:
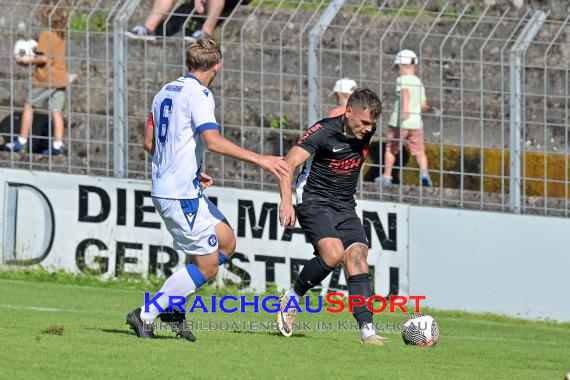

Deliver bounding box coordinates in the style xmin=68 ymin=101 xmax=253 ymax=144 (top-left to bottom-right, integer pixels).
xmin=158 ymin=98 xmax=172 ymax=144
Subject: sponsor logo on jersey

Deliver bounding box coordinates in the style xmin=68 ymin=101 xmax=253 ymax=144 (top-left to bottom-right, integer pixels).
xmin=208 ymin=234 xmax=217 ymax=247
xmin=328 ymin=158 xmax=362 ymax=174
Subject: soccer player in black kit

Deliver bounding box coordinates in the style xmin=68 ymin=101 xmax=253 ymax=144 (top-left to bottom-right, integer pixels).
xmin=276 ymin=88 xmax=386 ymax=345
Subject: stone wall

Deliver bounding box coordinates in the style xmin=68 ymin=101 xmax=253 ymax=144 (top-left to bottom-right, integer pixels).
xmin=0 ymin=0 xmax=569 ymax=214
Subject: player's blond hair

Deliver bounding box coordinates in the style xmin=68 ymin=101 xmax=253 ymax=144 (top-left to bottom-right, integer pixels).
xmin=186 ymin=36 xmax=222 ymax=72
xmin=40 ymin=0 xmax=68 ymax=38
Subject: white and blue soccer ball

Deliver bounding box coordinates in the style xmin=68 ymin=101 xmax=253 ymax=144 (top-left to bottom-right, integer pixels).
xmin=401 ymin=313 xmax=440 ymax=347
xmin=13 ymin=38 xmax=38 ymax=60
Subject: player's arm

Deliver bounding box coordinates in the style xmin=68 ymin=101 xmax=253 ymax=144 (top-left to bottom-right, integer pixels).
xmin=278 ymin=146 xmax=310 ymax=227
xmin=201 ymin=129 xmax=289 ymax=180
xmin=401 ymin=88 xmax=410 ymax=120
xmin=143 ymin=113 xmax=155 ymax=155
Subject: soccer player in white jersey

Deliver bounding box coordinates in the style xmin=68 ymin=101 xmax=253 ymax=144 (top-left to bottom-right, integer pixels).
xmin=126 ymin=36 xmax=289 ymax=341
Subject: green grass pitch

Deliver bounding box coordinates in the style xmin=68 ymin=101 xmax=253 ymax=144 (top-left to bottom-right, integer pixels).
xmin=0 ymin=272 xmax=569 ymax=379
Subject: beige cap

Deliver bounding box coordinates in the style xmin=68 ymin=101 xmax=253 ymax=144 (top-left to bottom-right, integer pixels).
xmin=329 ymin=78 xmax=358 ymax=96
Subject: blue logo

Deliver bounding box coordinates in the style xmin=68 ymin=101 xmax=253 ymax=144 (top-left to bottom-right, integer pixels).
xmin=208 ymin=234 xmax=217 ymax=247
xmin=203 ymin=89 xmax=209 ymax=97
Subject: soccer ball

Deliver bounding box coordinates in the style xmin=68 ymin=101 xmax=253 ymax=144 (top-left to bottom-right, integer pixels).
xmin=13 ymin=38 xmax=38 ymax=60
xmin=401 ymin=313 xmax=440 ymax=347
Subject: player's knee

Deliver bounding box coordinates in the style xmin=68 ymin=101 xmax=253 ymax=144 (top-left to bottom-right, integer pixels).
xmin=325 ymin=248 xmax=345 ymax=267
xmin=221 ymin=235 xmax=236 ymax=256
xmin=347 ymin=244 xmax=368 ymax=264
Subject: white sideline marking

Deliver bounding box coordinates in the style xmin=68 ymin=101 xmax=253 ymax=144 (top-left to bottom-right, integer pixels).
xmin=0 ymin=278 xmax=141 ymax=294
xmin=0 ymin=303 xmax=118 ymax=315
xmin=441 ymin=317 xmax=570 ymax=334
xmin=444 ymin=334 xmax=567 ymax=346
xmin=0 ymin=303 xmax=82 ymax=313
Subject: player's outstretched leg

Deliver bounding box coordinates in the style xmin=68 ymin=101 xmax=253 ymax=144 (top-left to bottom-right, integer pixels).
xmin=126 ymin=260 xmax=209 ymax=340
xmin=277 ymin=239 xmax=340 ymax=337
xmin=159 ymin=221 xmax=234 ymax=341
xmin=276 ymin=255 xmax=336 ymax=337
xmin=126 ymin=252 xmax=224 ymax=340
xmin=127 ymin=220 xmax=236 ymax=341
xmin=343 ymin=243 xmax=388 ymax=346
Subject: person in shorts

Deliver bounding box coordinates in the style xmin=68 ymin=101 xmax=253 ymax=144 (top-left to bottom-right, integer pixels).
xmin=4 ymin=0 xmax=69 ymax=156
xmin=381 ymin=49 xmax=432 ymax=187
xmin=125 ymin=36 xmax=288 ymax=341
xmin=276 ymin=88 xmax=387 ymax=346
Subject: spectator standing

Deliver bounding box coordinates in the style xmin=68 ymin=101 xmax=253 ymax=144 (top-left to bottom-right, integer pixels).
xmin=4 ymin=0 xmax=69 ymax=156
xmin=381 ymin=49 xmax=432 ymax=187
xmin=328 ymin=77 xmax=357 ymax=117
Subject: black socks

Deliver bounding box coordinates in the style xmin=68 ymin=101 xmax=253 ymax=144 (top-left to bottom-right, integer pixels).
xmin=348 ymin=273 xmax=373 ymax=327
xmin=293 ymin=255 xmax=335 ymax=296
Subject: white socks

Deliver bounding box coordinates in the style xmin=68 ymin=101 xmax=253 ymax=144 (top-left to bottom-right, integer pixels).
xmin=285 ymin=289 xmax=301 ymax=299
xmin=140 ymin=267 xmax=197 ymax=323
xmin=360 ymin=322 xmax=376 ymax=340
xmin=18 ymin=138 xmax=63 ymax=149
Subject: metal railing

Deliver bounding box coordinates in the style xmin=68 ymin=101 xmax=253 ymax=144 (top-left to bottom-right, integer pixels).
xmin=0 ymin=0 xmax=569 ymax=217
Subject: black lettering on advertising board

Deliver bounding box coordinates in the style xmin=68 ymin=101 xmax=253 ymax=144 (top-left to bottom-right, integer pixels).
xmin=6 ymin=181 xmax=402 ymax=295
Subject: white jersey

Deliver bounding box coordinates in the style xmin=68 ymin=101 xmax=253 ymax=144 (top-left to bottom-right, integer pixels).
xmin=150 ymin=75 xmax=218 ymax=199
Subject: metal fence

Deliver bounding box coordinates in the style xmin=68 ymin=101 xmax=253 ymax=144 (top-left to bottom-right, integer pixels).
xmin=1 ymin=0 xmax=569 ymax=217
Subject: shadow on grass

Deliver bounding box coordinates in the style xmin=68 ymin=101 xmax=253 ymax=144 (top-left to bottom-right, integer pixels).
xmin=231 ymin=329 xmax=369 ymax=345
xmin=231 ymin=329 xmax=308 ymax=338
xmin=97 ymin=328 xmax=172 ymax=340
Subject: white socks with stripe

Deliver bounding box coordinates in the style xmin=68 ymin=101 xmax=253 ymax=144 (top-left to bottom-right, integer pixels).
xmin=140 ymin=267 xmax=197 ymax=323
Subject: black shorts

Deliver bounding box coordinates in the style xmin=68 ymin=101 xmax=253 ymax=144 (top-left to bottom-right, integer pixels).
xmin=296 ymin=201 xmax=369 ymax=251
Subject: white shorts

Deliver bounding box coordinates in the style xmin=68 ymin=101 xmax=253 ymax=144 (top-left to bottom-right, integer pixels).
xmin=152 ymin=196 xmax=226 ymax=256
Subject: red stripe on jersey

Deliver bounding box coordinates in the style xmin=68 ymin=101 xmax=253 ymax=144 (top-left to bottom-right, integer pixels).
xmin=297 ymin=123 xmax=323 ymax=144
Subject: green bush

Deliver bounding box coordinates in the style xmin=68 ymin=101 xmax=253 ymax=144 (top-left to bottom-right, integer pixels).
xmin=70 ymin=12 xmax=109 ymax=33
xmin=270 ymin=114 xmax=287 ymax=129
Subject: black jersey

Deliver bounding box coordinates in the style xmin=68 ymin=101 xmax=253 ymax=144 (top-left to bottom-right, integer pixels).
xmin=294 ymin=116 xmax=374 ymax=208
